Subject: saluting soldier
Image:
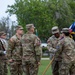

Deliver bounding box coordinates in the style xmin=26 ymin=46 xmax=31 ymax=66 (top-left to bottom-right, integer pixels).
xmin=21 ymin=24 xmax=42 ymax=75
xmin=7 ymin=25 xmax=24 ymax=75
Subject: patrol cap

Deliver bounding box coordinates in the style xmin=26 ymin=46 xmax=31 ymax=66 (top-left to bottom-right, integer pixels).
xmin=52 ymin=26 xmax=59 ymax=34
xmin=61 ymin=28 xmax=69 ymax=33
xmin=16 ymin=25 xmax=23 ymax=30
xmin=0 ymin=31 xmax=6 ymax=36
xmin=26 ymin=24 xmax=35 ymax=29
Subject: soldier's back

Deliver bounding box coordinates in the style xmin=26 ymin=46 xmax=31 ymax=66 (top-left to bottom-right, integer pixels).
xmin=59 ymin=36 xmax=75 ymax=63
xmin=21 ymin=33 xmax=36 ymax=56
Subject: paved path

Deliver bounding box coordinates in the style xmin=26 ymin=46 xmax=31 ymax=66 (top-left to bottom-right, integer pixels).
xmin=41 ymin=58 xmax=49 ymax=60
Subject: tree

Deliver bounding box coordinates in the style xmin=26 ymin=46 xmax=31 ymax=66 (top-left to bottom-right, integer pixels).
xmin=6 ymin=0 xmax=74 ymax=41
xmin=69 ymin=0 xmax=75 ymax=21
xmin=0 ymin=17 xmax=17 ymax=39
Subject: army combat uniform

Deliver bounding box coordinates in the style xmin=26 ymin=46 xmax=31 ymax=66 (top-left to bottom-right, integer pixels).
xmin=7 ymin=26 xmax=23 ymax=75
xmin=47 ymin=26 xmax=61 ymax=75
xmin=0 ymin=31 xmax=7 ymax=75
xmin=21 ymin=24 xmax=42 ymax=75
xmin=56 ymin=28 xmax=75 ymax=75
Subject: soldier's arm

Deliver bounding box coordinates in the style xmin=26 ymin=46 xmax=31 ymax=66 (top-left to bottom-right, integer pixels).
xmin=34 ymin=36 xmax=42 ymax=62
xmin=6 ymin=38 xmax=15 ymax=60
xmin=55 ymin=40 xmax=64 ymax=57
xmin=47 ymin=38 xmax=57 ymax=53
xmin=0 ymin=40 xmax=6 ymax=55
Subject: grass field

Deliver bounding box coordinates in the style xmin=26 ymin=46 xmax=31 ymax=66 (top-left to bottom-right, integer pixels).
xmin=8 ymin=60 xmax=52 ymax=75
xmin=38 ymin=60 xmax=52 ymax=75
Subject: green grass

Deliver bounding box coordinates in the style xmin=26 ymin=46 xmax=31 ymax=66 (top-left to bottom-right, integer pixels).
xmin=8 ymin=60 xmax=52 ymax=75
xmin=38 ymin=60 xmax=52 ymax=75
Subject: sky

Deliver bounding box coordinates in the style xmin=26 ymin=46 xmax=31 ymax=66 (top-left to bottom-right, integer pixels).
xmin=0 ymin=0 xmax=17 ymax=21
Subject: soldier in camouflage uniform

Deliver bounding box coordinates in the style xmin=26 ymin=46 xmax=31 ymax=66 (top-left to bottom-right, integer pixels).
xmin=21 ymin=24 xmax=42 ymax=75
xmin=7 ymin=26 xmax=24 ymax=75
xmin=56 ymin=28 xmax=75 ymax=75
xmin=47 ymin=26 xmax=61 ymax=75
xmin=0 ymin=31 xmax=8 ymax=75
xmin=70 ymin=64 xmax=75 ymax=75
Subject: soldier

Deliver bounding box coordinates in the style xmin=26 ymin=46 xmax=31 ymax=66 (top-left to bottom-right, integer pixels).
xmin=70 ymin=64 xmax=75 ymax=75
xmin=47 ymin=26 xmax=61 ymax=75
xmin=7 ymin=25 xmax=24 ymax=75
xmin=56 ymin=28 xmax=75 ymax=75
xmin=0 ymin=31 xmax=8 ymax=75
xmin=21 ymin=24 xmax=42 ymax=75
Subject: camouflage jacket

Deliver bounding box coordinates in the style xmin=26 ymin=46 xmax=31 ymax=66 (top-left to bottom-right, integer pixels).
xmin=0 ymin=38 xmax=7 ymax=60
xmin=0 ymin=38 xmax=8 ymax=51
xmin=56 ymin=36 xmax=75 ymax=63
xmin=0 ymin=39 xmax=5 ymax=55
xmin=7 ymin=34 xmax=22 ymax=60
xmin=21 ymin=32 xmax=42 ymax=62
xmin=47 ymin=35 xmax=61 ymax=60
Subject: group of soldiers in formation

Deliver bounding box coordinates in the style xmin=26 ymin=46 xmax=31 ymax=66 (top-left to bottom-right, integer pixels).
xmin=0 ymin=23 xmax=75 ymax=75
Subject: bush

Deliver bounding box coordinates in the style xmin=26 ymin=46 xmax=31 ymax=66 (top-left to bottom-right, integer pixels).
xmin=42 ymin=47 xmax=50 ymax=57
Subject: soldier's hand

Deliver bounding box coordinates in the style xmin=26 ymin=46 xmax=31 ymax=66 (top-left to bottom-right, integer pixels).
xmin=9 ymin=59 xmax=13 ymax=63
xmin=38 ymin=62 xmax=41 ymax=65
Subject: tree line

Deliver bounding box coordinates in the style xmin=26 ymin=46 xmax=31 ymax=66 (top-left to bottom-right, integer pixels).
xmin=6 ymin=0 xmax=75 ymax=42
xmin=0 ymin=17 xmax=17 ymax=39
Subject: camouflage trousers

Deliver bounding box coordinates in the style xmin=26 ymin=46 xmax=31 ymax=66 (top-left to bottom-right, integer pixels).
xmin=59 ymin=62 xmax=75 ymax=75
xmin=22 ymin=61 xmax=39 ymax=75
xmin=70 ymin=63 xmax=75 ymax=75
xmin=9 ymin=60 xmax=23 ymax=75
xmin=51 ymin=60 xmax=61 ymax=75
xmin=0 ymin=59 xmax=7 ymax=75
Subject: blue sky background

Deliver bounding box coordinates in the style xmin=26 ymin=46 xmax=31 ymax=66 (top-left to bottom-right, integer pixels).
xmin=0 ymin=0 xmax=17 ymax=21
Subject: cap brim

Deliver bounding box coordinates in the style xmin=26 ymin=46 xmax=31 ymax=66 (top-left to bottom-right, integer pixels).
xmin=2 ymin=33 xmax=6 ymax=36
xmin=52 ymin=30 xmax=59 ymax=34
xmin=34 ymin=27 xmax=35 ymax=28
xmin=32 ymin=26 xmax=35 ymax=28
xmin=4 ymin=33 xmax=6 ymax=35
